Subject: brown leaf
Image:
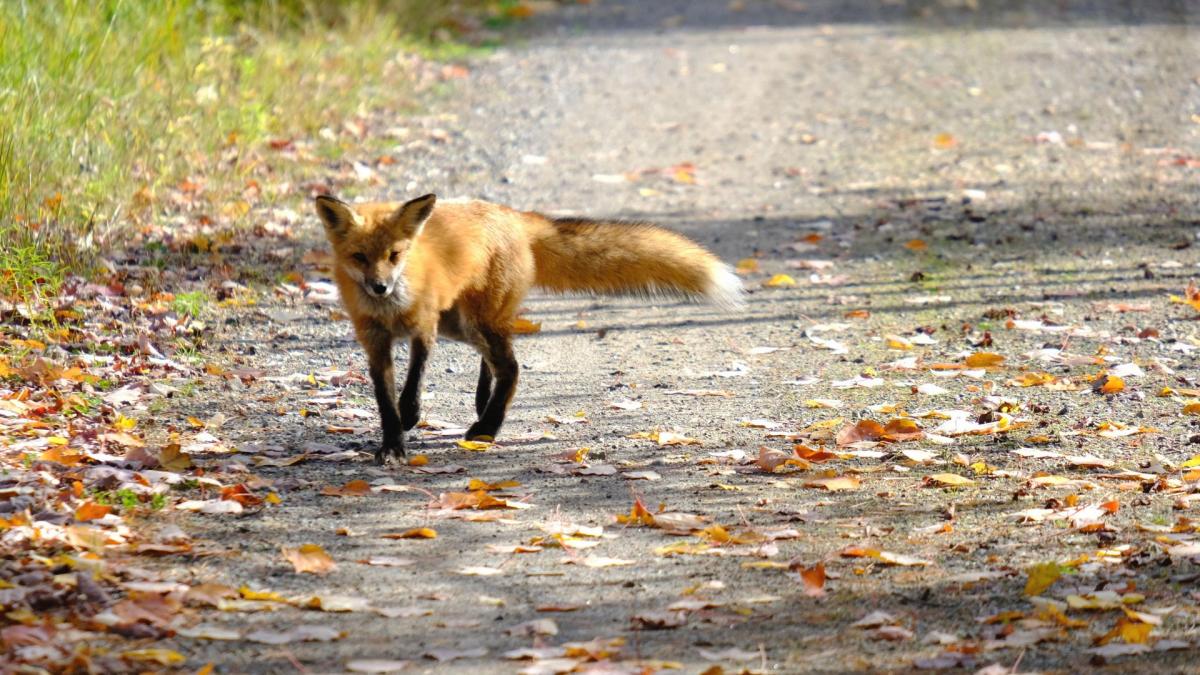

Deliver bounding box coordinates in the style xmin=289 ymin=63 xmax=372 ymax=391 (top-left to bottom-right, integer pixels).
xmin=836 ymin=419 xmax=886 ymax=446
xmin=321 ymin=479 xmax=372 ymax=497
xmin=282 ymin=544 xmax=336 ymax=575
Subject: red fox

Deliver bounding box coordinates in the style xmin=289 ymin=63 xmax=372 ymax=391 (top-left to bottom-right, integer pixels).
xmin=315 ymin=193 xmax=743 ymax=463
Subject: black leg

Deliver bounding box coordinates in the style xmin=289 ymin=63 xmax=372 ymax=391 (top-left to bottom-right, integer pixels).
xmin=474 ymin=357 xmax=492 ymax=417
xmin=466 ymin=331 xmax=518 ymax=441
xmin=398 ymin=335 xmax=433 ymax=431
xmin=363 ymin=330 xmax=403 ymax=463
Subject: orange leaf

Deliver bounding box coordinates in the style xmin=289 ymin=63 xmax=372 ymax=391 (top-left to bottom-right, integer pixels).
xmin=797 ymin=562 xmax=825 ymax=598
xmin=321 ymin=479 xmax=372 ymax=497
xmin=1093 ymin=374 xmax=1125 ymax=395
xmin=381 ymin=527 xmax=437 ymax=540
xmin=74 ymin=502 xmax=113 ymax=522
xmin=836 ymin=419 xmax=886 ymax=446
xmin=616 ymin=497 xmax=656 ymax=527
xmin=904 ymin=239 xmax=927 ymax=251
xmin=803 ymin=475 xmax=860 ymax=492
xmin=221 ymin=484 xmax=264 ymax=506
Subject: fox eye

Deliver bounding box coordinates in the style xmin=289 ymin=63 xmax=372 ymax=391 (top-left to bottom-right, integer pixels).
xmin=389 ymin=251 xmax=401 ymax=264
xmin=352 ymin=252 xmax=368 ymax=264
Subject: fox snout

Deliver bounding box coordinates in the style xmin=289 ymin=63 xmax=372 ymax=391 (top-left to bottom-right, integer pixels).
xmin=364 ymin=278 xmax=391 ymax=297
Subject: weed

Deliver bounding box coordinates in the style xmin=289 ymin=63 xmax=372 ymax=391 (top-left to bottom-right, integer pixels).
xmin=171 ymin=290 xmax=210 ymax=318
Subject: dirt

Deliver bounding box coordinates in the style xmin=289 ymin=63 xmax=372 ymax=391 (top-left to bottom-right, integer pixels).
xmin=146 ymin=1 xmax=1200 ymax=672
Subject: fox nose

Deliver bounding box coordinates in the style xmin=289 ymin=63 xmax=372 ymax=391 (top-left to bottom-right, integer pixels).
xmin=368 ymin=281 xmax=388 ymax=296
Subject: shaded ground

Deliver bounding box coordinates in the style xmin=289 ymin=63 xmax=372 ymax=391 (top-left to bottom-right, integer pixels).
xmin=121 ymin=1 xmax=1200 ymax=672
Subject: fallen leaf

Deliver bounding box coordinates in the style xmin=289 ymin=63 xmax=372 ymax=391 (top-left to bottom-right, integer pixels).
xmin=803 ymin=475 xmax=860 ymax=492
xmin=1024 ymin=562 xmax=1062 ymax=596
xmin=923 ymin=473 xmax=976 ymax=488
xmin=282 ymin=544 xmax=336 ymax=575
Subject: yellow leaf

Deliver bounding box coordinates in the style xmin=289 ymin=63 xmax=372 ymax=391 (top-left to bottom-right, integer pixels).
xmin=735 ymin=258 xmax=760 ymax=275
xmin=239 ymin=586 xmax=286 ymax=602
xmin=382 ymin=527 xmax=437 ymax=540
xmin=511 ymin=318 xmax=542 ymax=334
xmin=1119 ymin=620 xmax=1153 ymax=644
xmin=964 ymin=352 xmax=1005 ymax=368
xmin=113 ymin=414 xmax=137 ymax=431
xmin=1024 ymin=562 xmax=1062 ymax=596
xmin=265 ymin=492 xmax=282 ymax=505
xmin=924 ymin=473 xmax=976 ymax=487
xmin=468 ymin=479 xmax=520 ymax=491
xmin=457 ymin=440 xmax=492 ymax=451
xmin=1184 ymin=403 xmax=1200 ymax=416
xmin=933 ymin=132 xmax=958 ymax=149
xmin=1182 ymin=454 xmax=1200 ymax=469
xmin=122 ymin=649 xmax=185 ymax=666
xmin=763 ymin=274 xmax=796 ymax=288
xmin=281 ymin=544 xmax=336 ymax=575
xmin=159 ymin=443 xmax=192 ymax=472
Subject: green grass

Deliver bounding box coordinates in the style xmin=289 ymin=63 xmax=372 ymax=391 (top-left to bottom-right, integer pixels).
xmin=0 ymin=241 xmax=64 ymax=306
xmin=171 ymin=289 xmax=210 ymax=317
xmin=0 ymin=0 xmax=488 ymax=293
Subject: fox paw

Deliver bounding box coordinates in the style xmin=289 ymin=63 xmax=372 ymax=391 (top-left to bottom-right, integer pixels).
xmin=464 ymin=423 xmax=497 ymax=442
xmin=375 ymin=443 xmax=406 ymax=465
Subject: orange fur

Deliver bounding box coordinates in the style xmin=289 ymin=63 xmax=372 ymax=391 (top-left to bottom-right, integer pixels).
xmin=315 ymin=194 xmax=741 ymax=462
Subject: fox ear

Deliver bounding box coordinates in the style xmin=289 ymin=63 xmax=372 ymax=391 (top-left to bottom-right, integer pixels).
xmin=393 ymin=193 xmax=436 ymax=236
xmin=314 ymin=195 xmax=358 ymax=241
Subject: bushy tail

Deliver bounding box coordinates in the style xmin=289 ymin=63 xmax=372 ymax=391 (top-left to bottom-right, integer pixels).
xmin=530 ymin=216 xmax=744 ymax=309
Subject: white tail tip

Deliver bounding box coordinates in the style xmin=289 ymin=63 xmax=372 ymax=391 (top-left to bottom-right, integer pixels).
xmin=706 ymin=263 xmax=746 ymax=310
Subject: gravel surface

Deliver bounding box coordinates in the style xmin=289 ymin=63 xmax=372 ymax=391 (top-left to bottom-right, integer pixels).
xmin=156 ymin=1 xmax=1200 ymax=672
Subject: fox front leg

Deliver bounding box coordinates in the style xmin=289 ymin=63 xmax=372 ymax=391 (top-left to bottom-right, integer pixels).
xmin=363 ymin=329 xmax=405 ymax=463
xmin=398 ymin=335 xmax=433 ymax=431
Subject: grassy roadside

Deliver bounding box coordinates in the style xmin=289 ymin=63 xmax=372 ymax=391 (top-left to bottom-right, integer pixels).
xmin=0 ymin=0 xmax=492 ymax=283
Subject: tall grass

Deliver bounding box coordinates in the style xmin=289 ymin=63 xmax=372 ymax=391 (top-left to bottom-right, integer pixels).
xmin=0 ymin=0 xmax=483 ymax=287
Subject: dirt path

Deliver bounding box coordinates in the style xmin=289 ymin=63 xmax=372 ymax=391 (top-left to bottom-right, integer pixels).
xmin=157 ymin=2 xmax=1199 ymax=672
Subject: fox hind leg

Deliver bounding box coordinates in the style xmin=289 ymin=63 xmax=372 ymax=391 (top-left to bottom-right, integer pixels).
xmin=475 ymin=357 xmax=492 ymax=417
xmin=466 ymin=330 xmax=517 ymax=441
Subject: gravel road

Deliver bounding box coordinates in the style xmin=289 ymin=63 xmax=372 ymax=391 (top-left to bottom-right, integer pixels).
xmin=159 ymin=2 xmax=1200 ymax=672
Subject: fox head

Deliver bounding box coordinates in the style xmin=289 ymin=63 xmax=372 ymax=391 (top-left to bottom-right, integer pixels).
xmin=315 ymin=193 xmax=436 ymax=299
